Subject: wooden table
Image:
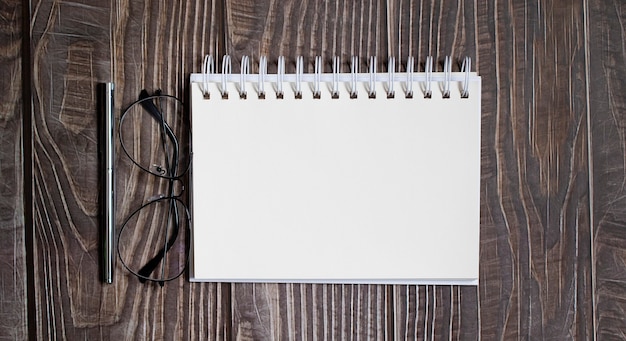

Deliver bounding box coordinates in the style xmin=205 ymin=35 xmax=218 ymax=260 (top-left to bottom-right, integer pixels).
xmin=1 ymin=0 xmax=625 ymax=339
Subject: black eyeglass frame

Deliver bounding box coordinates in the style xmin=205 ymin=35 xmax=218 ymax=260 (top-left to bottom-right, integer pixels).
xmin=117 ymin=90 xmax=192 ymax=285
xmin=119 ymin=92 xmax=191 ymax=179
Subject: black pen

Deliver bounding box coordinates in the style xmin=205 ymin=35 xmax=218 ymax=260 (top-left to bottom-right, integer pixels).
xmin=100 ymin=82 xmax=115 ymax=284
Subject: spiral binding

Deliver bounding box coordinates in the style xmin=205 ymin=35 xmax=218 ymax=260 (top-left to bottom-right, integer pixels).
xmin=258 ymin=56 xmax=267 ymax=99
xmin=194 ymin=55 xmax=478 ymax=100
xmin=350 ymin=56 xmax=359 ymax=98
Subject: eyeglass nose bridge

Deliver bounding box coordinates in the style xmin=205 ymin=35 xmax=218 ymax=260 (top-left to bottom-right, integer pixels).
xmin=170 ymin=178 xmax=185 ymax=198
xmin=146 ymin=178 xmax=185 ymax=201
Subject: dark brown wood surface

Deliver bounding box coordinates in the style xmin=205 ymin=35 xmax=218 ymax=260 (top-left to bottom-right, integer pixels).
xmin=588 ymin=1 xmax=626 ymax=339
xmin=1 ymin=0 xmax=625 ymax=339
xmin=1 ymin=0 xmax=28 ymax=339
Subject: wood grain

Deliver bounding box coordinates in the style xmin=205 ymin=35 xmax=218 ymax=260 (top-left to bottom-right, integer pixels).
xmin=393 ymin=285 xmax=479 ymax=340
xmin=224 ymin=0 xmax=389 ymax=73
xmin=474 ymin=0 xmax=594 ymax=339
xmin=16 ymin=0 xmax=626 ymax=339
xmin=390 ymin=1 xmax=481 ymax=339
xmin=30 ymin=0 xmax=229 ymax=339
xmin=587 ymin=0 xmax=626 ymax=338
xmin=232 ymin=284 xmax=393 ymax=340
xmin=224 ymin=2 xmax=395 ymax=339
xmin=0 ymin=1 xmax=28 ymax=339
xmin=225 ymin=0 xmax=594 ymax=339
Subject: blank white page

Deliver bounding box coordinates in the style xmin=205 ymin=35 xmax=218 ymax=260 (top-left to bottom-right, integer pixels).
xmin=189 ymin=77 xmax=480 ymax=285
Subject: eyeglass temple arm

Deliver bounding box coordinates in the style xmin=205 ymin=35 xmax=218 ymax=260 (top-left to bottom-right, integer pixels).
xmin=138 ymin=90 xmax=180 ymax=175
xmin=137 ymin=201 xmax=181 ymax=285
xmin=135 ymin=90 xmax=183 ymax=284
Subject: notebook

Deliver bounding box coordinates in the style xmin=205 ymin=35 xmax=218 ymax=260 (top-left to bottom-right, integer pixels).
xmin=189 ymin=55 xmax=480 ymax=285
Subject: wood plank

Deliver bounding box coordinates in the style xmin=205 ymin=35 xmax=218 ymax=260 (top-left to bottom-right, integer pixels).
xmin=475 ymin=0 xmax=593 ymax=339
xmin=232 ymin=284 xmax=393 ymax=340
xmin=224 ymin=1 xmax=395 ymax=339
xmin=29 ymin=0 xmax=229 ymax=338
xmin=0 ymin=0 xmax=28 ymax=339
xmin=393 ymin=286 xmax=478 ymax=340
xmin=587 ymin=0 xmax=626 ymax=338
xmin=387 ymin=0 xmax=478 ymax=67
xmin=224 ymin=0 xmax=388 ymax=72
xmin=389 ymin=1 xmax=481 ymax=339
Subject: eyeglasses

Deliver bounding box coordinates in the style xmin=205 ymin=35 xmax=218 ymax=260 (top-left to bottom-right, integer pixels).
xmin=117 ymin=90 xmax=191 ymax=286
